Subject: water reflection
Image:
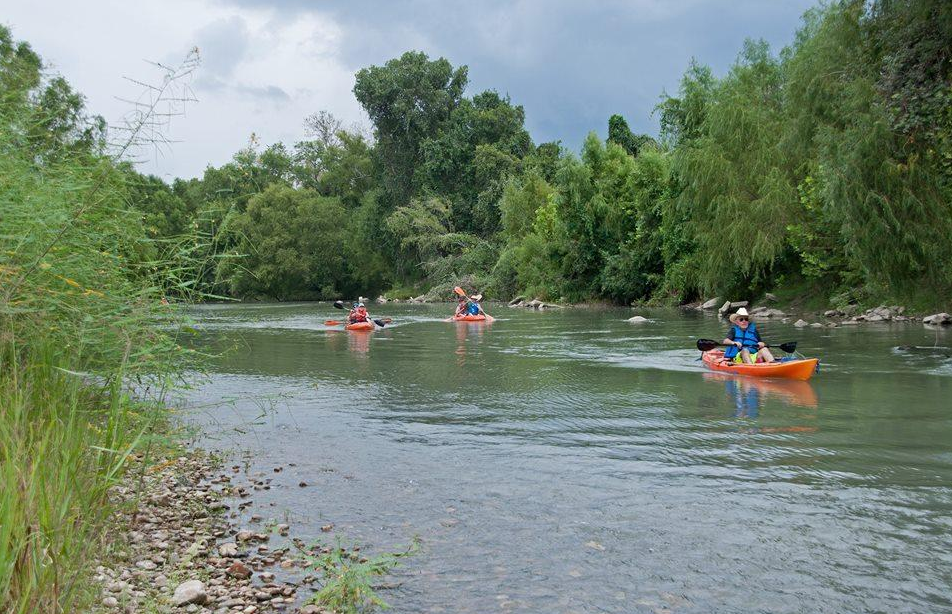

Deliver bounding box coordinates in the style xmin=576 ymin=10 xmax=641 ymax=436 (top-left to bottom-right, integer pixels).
xmin=704 ymin=372 xmax=818 ymax=411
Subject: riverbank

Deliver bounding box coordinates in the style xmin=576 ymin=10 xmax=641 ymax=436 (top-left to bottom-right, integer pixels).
xmin=90 ymin=446 xmax=414 ymax=614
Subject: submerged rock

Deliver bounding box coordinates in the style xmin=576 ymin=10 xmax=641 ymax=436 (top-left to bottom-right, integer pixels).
xmin=794 ymin=319 xmax=809 ymax=328
xmin=626 ymin=315 xmax=649 ymax=323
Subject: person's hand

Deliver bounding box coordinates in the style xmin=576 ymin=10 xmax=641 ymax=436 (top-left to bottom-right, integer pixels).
xmin=734 ymin=341 xmax=743 ymax=348
xmin=757 ymin=341 xmax=765 ymax=349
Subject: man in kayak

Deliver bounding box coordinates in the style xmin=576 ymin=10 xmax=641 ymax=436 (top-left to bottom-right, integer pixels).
xmin=722 ymin=307 xmax=775 ymax=364
xmin=455 ymin=294 xmax=485 ymax=318
xmin=348 ymin=302 xmax=371 ymax=324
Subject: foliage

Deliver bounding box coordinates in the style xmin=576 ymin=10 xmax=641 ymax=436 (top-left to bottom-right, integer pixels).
xmin=301 ymin=536 xmax=419 ymax=614
xmin=223 ymin=185 xmax=361 ymax=300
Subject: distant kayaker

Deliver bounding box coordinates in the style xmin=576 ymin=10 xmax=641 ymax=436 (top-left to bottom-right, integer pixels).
xmin=455 ymin=294 xmax=484 ymax=318
xmin=348 ymin=302 xmax=371 ymax=324
xmin=723 ymin=307 xmax=775 ymax=364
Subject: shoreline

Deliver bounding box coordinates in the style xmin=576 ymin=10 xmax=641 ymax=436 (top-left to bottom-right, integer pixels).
xmin=92 ymin=448 xmax=398 ymax=614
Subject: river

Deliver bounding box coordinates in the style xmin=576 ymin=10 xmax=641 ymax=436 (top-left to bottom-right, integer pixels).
xmin=181 ymin=302 xmax=952 ymax=614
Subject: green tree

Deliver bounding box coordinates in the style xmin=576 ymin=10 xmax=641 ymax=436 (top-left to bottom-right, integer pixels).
xmin=223 ymin=185 xmax=354 ymax=300
xmin=354 ymin=51 xmax=467 ymax=207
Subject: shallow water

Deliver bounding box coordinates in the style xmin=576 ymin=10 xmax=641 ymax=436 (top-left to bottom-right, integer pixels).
xmin=181 ymin=303 xmax=952 ymax=613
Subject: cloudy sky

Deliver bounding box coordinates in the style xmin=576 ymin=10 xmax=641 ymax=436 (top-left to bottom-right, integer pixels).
xmin=6 ymin=0 xmax=816 ymax=180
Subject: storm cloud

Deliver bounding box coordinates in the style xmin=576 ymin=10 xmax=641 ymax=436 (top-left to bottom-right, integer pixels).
xmin=4 ymin=0 xmax=816 ymax=179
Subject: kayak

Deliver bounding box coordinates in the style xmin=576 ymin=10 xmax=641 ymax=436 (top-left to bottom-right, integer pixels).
xmin=452 ymin=314 xmax=488 ymax=322
xmin=344 ymin=321 xmax=375 ymax=331
xmin=701 ymin=350 xmax=819 ymax=381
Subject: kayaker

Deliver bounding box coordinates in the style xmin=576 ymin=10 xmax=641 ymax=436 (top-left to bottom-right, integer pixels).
xmin=722 ymin=307 xmax=775 ymax=364
xmin=454 ymin=294 xmax=485 ymax=317
xmin=348 ymin=302 xmax=371 ymax=324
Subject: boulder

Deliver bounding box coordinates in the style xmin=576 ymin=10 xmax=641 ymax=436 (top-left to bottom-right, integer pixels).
xmin=865 ymin=314 xmax=885 ymax=322
xmin=719 ymin=301 xmax=748 ymax=317
xmin=218 ymin=543 xmax=238 ymax=557
xmin=375 ymin=296 xmax=387 ymax=304
xmin=823 ymin=309 xmax=840 ymax=318
xmin=508 ymin=296 xmax=525 ymax=306
xmin=758 ymin=308 xmax=786 ymax=318
xmin=700 ymin=297 xmax=721 ymax=310
xmin=171 ymin=580 xmax=207 ymax=607
xmin=923 ymin=312 xmax=952 ymax=326
xmin=794 ymin=319 xmax=809 ymax=328
xmin=526 ymin=298 xmax=543 ymax=309
xmin=764 ymin=293 xmax=778 ymax=303
xmin=810 ymin=323 xmax=824 ymax=328
xmin=626 ymin=315 xmax=649 ymax=323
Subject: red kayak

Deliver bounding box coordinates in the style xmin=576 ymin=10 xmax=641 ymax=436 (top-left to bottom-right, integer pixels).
xmin=344 ymin=321 xmax=375 ymax=331
xmin=452 ymin=314 xmax=488 ymax=322
xmin=701 ymin=350 xmax=818 ymax=381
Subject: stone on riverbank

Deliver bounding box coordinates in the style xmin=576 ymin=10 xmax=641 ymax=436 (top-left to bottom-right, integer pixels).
xmin=171 ymin=580 xmax=207 ymax=606
xmin=700 ymin=297 xmax=721 ymax=310
xmin=718 ymin=301 xmax=748 ymax=317
xmin=794 ymin=319 xmax=809 ymax=328
xmin=924 ymin=312 xmax=952 ymax=326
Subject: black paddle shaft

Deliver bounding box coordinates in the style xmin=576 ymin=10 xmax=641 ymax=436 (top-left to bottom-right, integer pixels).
xmin=696 ymin=338 xmax=797 ymax=353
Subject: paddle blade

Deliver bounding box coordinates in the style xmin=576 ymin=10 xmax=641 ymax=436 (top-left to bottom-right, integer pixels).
xmin=324 ymin=320 xmax=342 ymax=326
xmin=333 ymin=300 xmax=345 ymax=310
xmin=453 ymin=286 xmax=466 ymax=297
xmin=778 ymin=341 xmax=798 ymax=353
xmin=373 ymin=319 xmax=386 ymax=328
xmin=696 ymin=339 xmax=720 ymax=352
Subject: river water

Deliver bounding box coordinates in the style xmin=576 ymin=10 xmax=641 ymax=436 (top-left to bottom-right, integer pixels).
xmin=182 ymin=303 xmax=952 ymax=614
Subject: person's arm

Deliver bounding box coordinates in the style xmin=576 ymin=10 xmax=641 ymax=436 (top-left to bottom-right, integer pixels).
xmin=723 ymin=328 xmax=741 ymax=348
xmin=754 ymin=328 xmax=765 ymax=348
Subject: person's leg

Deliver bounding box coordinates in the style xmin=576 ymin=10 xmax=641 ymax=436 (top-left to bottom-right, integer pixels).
xmin=759 ymin=347 xmax=775 ymax=362
xmin=740 ymin=348 xmax=754 ymax=364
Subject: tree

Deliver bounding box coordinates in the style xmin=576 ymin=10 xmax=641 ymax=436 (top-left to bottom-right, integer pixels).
xmin=353 ymin=51 xmax=468 ymax=207
xmin=223 ymin=185 xmax=354 ymax=300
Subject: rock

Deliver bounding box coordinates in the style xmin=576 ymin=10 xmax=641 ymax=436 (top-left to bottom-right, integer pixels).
xmin=298 ymin=481 xmax=308 ymax=488
xmin=865 ymin=314 xmax=885 ymax=322
xmin=508 ymin=296 xmax=525 ymax=306
xmin=700 ymin=297 xmax=721 ymax=310
xmin=277 ymin=524 xmax=289 ymax=536
xmin=764 ymin=293 xmax=778 ymax=303
xmin=718 ymin=301 xmax=748 ymax=317
xmin=375 ymin=296 xmax=387 ymax=304
xmin=923 ymin=312 xmax=952 ymax=326
xmin=218 ymin=543 xmax=239 ymax=557
xmin=171 ymin=580 xmax=207 ymax=607
xmin=300 ymin=606 xmax=322 ymax=614
xmin=810 ymin=323 xmax=824 ymax=328
xmin=823 ymin=309 xmax=840 ymax=318
xmin=758 ymin=308 xmax=786 ymax=318
xmin=526 ymin=298 xmax=543 ymax=309
xmin=102 ymin=596 xmax=119 ymax=608
xmin=794 ymin=319 xmax=809 ymax=328
xmin=626 ymin=316 xmax=649 ymax=323
xmin=135 ymin=560 xmax=157 ymax=571
xmin=236 ymin=530 xmax=254 ymax=542
xmin=226 ymin=561 xmax=253 ymax=580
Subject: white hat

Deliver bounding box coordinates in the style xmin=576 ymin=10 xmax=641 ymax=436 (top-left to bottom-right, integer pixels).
xmin=729 ymin=307 xmax=751 ymax=323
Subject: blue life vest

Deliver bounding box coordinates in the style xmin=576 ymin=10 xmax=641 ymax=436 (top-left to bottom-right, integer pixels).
xmin=723 ymin=322 xmax=759 ymax=359
xmin=467 ymin=302 xmax=480 ymax=315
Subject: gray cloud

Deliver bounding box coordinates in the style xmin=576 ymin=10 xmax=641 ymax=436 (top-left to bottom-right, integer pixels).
xmin=218 ymin=0 xmax=816 ymax=148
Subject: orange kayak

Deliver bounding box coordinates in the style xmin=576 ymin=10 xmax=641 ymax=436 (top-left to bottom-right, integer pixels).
xmin=452 ymin=314 xmax=488 ymax=322
xmin=344 ymin=321 xmax=375 ymax=331
xmin=702 ymin=350 xmax=819 ymax=381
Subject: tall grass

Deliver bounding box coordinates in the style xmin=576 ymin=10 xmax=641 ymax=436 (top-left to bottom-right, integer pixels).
xmin=0 ymin=29 xmax=202 ymax=613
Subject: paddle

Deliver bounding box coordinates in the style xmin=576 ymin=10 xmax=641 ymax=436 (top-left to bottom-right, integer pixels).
xmin=696 ymin=338 xmax=798 ymax=353
xmin=331 ymin=301 xmax=389 ymax=328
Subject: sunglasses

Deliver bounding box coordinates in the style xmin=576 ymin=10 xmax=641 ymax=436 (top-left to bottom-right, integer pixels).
xmin=736 ymin=317 xmax=749 ymax=322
